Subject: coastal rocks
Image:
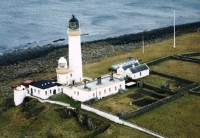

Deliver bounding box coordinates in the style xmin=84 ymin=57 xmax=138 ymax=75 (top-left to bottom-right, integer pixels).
xmin=0 ymin=22 xmax=200 ymax=82
xmin=22 ymin=98 xmax=45 ymax=119
xmin=54 ymin=107 xmax=110 ymax=136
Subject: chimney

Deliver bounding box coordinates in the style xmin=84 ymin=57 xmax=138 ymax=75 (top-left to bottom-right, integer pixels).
xmin=110 ymin=72 xmax=114 ymax=81
xmin=84 ymin=79 xmax=87 ymax=89
xmin=96 ymin=76 xmax=102 ymax=85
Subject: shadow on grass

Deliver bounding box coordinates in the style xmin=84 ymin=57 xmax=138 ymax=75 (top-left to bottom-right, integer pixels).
xmin=49 ymin=93 xmax=81 ymax=108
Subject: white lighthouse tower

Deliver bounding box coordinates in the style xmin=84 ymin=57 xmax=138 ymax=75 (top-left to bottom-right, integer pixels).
xmin=68 ymin=15 xmax=83 ymax=83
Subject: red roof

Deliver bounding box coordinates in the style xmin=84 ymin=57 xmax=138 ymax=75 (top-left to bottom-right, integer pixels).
xmin=12 ymin=84 xmax=20 ymax=89
xmin=22 ymin=80 xmax=35 ymax=87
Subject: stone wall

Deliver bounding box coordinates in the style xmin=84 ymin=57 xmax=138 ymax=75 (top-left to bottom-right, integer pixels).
xmin=143 ymin=82 xmax=175 ymax=95
xmin=189 ymin=86 xmax=200 ymax=96
xmin=120 ymin=93 xmax=184 ymax=120
xmin=146 ymin=56 xmax=171 ymax=66
xmin=151 ymin=70 xmax=194 ymax=84
xmin=179 ymin=51 xmax=200 ymax=57
xmin=171 ymin=56 xmax=200 ymax=64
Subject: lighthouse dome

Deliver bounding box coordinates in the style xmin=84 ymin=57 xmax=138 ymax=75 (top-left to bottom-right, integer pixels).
xmin=69 ymin=14 xmax=79 ymax=30
xmin=58 ymin=57 xmax=67 ymax=68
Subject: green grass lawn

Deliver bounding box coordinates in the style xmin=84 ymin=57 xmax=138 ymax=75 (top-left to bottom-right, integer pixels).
xmin=83 ymin=32 xmax=200 ymax=79
xmin=128 ymin=94 xmax=200 ymax=138
xmin=91 ymin=87 xmax=140 ymax=114
xmin=150 ymin=60 xmax=200 ymax=84
xmin=49 ymin=93 xmax=81 ymax=108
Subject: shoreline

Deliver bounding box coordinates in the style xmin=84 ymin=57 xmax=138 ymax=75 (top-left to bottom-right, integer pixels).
xmin=0 ymin=21 xmax=200 ymax=67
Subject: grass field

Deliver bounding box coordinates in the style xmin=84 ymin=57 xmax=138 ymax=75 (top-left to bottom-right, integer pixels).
xmin=140 ymin=74 xmax=192 ymax=90
xmin=91 ymin=88 xmax=140 ymax=114
xmin=128 ymin=94 xmax=200 ymax=138
xmin=83 ymin=32 xmax=200 ymax=79
xmin=0 ymin=31 xmax=200 ymax=137
xmin=150 ymin=60 xmax=200 ymax=84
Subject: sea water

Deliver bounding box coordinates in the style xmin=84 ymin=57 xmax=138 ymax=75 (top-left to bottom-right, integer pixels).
xmin=0 ymin=0 xmax=200 ymax=54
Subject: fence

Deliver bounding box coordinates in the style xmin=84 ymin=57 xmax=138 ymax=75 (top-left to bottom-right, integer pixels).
xmin=120 ymin=93 xmax=184 ymax=120
xmin=81 ymin=104 xmax=164 ymax=138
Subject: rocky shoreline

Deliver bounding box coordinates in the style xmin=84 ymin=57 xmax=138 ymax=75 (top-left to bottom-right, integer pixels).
xmin=0 ymin=21 xmax=200 ymax=67
xmin=0 ymin=21 xmax=200 ymax=82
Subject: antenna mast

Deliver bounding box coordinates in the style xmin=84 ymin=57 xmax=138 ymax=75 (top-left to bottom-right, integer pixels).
xmin=142 ymin=35 xmax=144 ymax=54
xmin=173 ymin=11 xmax=176 ymax=48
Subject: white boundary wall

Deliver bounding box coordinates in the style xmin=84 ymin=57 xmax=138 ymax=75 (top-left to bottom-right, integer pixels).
xmin=28 ymin=95 xmax=75 ymax=110
xmin=81 ymin=104 xmax=164 ymax=138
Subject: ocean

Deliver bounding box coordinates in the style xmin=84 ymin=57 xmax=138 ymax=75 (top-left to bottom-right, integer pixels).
xmin=0 ymin=0 xmax=200 ymax=54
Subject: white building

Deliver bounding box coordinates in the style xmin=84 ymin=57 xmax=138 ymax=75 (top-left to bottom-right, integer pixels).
xmin=112 ymin=58 xmax=149 ymax=80
xmin=14 ymin=85 xmax=27 ymax=106
xmin=28 ymin=80 xmax=59 ymax=99
xmin=62 ymin=74 xmax=125 ymax=102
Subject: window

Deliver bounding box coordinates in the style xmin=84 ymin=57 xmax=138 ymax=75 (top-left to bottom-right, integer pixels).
xmin=74 ymin=91 xmax=76 ymax=94
xmin=115 ymin=86 xmax=117 ymax=91
xmin=45 ymin=91 xmax=47 ymax=95
xmin=93 ymin=93 xmax=95 ymax=97
xmin=140 ymin=72 xmax=141 ymax=76
xmin=104 ymin=90 xmax=106 ymax=94
xmin=50 ymin=90 xmax=51 ymax=94
xmin=99 ymin=91 xmax=101 ymax=96
xmin=70 ymin=74 xmax=72 ymax=77
xmin=34 ymin=89 xmax=36 ymax=92
xmin=120 ymin=85 xmax=122 ymax=88
xmin=109 ymin=88 xmax=111 ymax=92
xmin=38 ymin=90 xmax=40 ymax=95
xmin=58 ymin=88 xmax=60 ymax=92
xmin=77 ymin=91 xmax=79 ymax=96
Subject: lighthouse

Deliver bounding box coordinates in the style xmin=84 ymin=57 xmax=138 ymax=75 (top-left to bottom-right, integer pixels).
xmin=68 ymin=15 xmax=83 ymax=83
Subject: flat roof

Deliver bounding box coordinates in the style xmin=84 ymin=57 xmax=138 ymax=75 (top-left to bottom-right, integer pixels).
xmin=30 ymin=80 xmax=57 ymax=89
xmin=75 ymin=76 xmax=124 ymax=91
xmin=125 ymin=82 xmax=136 ymax=86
